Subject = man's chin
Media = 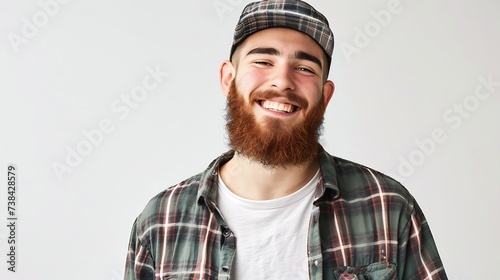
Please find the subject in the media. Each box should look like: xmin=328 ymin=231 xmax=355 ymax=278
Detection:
xmin=257 ymin=116 xmax=296 ymax=133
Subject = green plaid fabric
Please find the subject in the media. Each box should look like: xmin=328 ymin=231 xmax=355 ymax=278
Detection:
xmin=125 ymin=146 xmax=447 ymax=279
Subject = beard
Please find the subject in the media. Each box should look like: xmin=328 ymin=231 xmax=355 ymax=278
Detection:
xmin=225 ymin=80 xmax=327 ymax=168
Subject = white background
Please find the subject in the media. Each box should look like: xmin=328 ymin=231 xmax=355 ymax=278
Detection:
xmin=1 ymin=0 xmax=499 ymax=279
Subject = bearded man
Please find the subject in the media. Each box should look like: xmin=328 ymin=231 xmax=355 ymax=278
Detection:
xmin=124 ymin=1 xmax=448 ymax=279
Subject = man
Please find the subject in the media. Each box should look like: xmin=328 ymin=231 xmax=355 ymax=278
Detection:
xmin=125 ymin=1 xmax=447 ymax=279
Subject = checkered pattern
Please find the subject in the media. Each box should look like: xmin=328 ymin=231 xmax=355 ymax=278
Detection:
xmin=124 ymin=146 xmax=447 ymax=279
xmin=230 ymin=0 xmax=334 ymax=59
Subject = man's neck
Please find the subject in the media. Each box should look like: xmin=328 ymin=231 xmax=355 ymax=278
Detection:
xmin=219 ymin=153 xmax=320 ymax=200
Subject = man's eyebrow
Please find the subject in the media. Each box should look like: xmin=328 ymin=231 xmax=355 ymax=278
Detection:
xmin=246 ymin=47 xmax=280 ymax=56
xmin=295 ymin=51 xmax=322 ymax=70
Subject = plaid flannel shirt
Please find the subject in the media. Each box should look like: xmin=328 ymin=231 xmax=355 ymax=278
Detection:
xmin=125 ymin=146 xmax=447 ymax=279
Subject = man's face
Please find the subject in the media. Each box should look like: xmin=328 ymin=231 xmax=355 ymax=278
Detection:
xmin=231 ymin=28 xmax=330 ymax=127
xmin=224 ymin=28 xmax=334 ymax=167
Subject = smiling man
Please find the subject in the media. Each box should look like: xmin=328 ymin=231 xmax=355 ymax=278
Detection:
xmin=125 ymin=1 xmax=447 ymax=279
xmin=222 ymin=27 xmax=333 ymax=173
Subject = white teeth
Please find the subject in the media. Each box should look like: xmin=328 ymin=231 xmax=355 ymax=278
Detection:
xmin=261 ymin=100 xmax=294 ymax=113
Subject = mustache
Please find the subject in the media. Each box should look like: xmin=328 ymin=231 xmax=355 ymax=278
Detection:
xmin=249 ymin=90 xmax=309 ymax=110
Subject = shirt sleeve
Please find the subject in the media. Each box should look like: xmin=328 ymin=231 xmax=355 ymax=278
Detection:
xmin=125 ymin=218 xmax=156 ymax=280
xmin=397 ymin=201 xmax=447 ymax=280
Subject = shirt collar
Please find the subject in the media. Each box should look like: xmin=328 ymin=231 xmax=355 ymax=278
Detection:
xmin=197 ymin=145 xmax=340 ymax=207
xmin=315 ymin=145 xmax=340 ymax=201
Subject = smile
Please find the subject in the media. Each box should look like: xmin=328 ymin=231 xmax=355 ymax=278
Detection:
xmin=259 ymin=100 xmax=298 ymax=113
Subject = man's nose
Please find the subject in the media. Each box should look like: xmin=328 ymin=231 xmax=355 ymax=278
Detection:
xmin=270 ymin=65 xmax=296 ymax=92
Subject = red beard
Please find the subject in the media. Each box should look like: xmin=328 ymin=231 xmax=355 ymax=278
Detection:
xmin=225 ymin=81 xmax=326 ymax=168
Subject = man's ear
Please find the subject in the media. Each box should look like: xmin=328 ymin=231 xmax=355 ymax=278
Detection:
xmin=219 ymin=60 xmax=236 ymax=97
xmin=322 ymin=80 xmax=335 ymax=107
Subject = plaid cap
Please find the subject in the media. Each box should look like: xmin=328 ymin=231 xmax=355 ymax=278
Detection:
xmin=230 ymin=0 xmax=334 ymax=60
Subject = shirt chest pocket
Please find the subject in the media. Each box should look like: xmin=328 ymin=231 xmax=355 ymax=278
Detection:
xmin=333 ymin=262 xmax=396 ymax=280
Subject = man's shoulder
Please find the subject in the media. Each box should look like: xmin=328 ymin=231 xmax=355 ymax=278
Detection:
xmin=332 ymin=155 xmax=401 ymax=184
xmin=132 ymin=151 xmax=231 ymax=236
xmin=323 ymin=151 xmax=413 ymax=203
xmin=134 ymin=172 xmax=206 ymax=230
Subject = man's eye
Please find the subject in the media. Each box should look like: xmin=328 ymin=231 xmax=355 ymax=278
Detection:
xmin=297 ymin=67 xmax=314 ymax=74
xmin=254 ymin=61 xmax=271 ymax=66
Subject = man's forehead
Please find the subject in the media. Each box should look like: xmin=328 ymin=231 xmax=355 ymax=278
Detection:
xmin=239 ymin=28 xmax=325 ymax=57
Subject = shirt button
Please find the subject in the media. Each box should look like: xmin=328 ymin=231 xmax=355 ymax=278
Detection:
xmin=314 ymin=260 xmax=319 ymax=266
xmin=223 ymin=230 xmax=231 ymax=238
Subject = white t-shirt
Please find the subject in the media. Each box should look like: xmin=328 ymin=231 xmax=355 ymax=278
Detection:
xmin=217 ymin=170 xmax=319 ymax=279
